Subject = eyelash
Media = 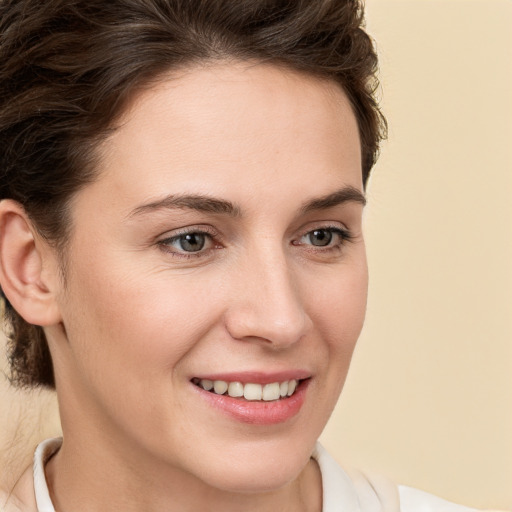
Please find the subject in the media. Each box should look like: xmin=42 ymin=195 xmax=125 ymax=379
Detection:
xmin=157 ymin=225 xmax=353 ymax=260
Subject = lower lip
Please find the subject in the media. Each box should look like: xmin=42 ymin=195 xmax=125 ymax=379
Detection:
xmin=192 ymin=380 xmax=310 ymax=425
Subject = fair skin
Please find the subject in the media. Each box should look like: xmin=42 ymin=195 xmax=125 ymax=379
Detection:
xmin=0 ymin=62 xmax=367 ymax=512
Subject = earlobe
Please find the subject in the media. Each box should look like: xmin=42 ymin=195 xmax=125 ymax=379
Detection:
xmin=0 ymin=199 xmax=62 ymax=326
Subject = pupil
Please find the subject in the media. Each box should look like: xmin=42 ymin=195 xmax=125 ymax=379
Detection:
xmin=180 ymin=233 xmax=205 ymax=252
xmin=311 ymin=229 xmax=332 ymax=246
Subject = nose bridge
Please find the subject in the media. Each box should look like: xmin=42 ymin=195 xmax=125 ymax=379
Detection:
xmin=225 ymin=240 xmax=309 ymax=347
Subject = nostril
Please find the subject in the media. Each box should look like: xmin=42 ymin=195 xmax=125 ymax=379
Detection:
xmin=224 ymin=307 xmax=309 ymax=349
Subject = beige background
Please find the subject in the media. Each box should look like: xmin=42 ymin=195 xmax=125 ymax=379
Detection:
xmin=1 ymin=0 xmax=511 ymax=509
xmin=321 ymin=0 xmax=512 ymax=509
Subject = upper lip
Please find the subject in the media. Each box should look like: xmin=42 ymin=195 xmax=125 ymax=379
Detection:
xmin=191 ymin=370 xmax=311 ymax=385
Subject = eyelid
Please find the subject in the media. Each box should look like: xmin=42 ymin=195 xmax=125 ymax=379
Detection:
xmin=158 ymin=224 xmax=219 ymax=241
xmin=296 ymin=223 xmax=352 ymax=240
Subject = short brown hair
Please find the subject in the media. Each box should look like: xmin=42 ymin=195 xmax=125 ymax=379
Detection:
xmin=0 ymin=0 xmax=386 ymax=389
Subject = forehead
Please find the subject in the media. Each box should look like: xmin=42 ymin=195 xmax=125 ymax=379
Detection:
xmin=89 ymin=61 xmax=362 ymax=214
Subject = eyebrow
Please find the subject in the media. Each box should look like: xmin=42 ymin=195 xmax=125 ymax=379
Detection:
xmin=128 ymin=185 xmax=365 ymax=220
xmin=128 ymin=194 xmax=241 ymax=218
xmin=300 ymin=186 xmax=366 ymax=213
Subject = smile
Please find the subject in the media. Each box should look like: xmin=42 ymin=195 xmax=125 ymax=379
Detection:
xmin=192 ymin=378 xmax=300 ymax=401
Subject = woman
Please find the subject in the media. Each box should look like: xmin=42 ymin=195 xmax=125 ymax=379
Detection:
xmin=0 ymin=1 xmax=486 ymax=510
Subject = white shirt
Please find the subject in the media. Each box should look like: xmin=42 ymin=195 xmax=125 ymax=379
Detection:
xmin=33 ymin=438 xmax=479 ymax=512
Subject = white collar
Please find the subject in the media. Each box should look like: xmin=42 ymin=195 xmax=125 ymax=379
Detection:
xmin=33 ymin=438 xmax=61 ymax=512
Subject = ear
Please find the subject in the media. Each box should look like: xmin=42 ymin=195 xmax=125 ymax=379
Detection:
xmin=0 ymin=199 xmax=62 ymax=326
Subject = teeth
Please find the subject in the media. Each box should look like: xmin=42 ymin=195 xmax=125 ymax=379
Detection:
xmin=227 ymin=381 xmax=244 ymax=398
xmin=213 ymin=380 xmax=228 ymax=395
xmin=196 ymin=378 xmax=301 ymax=401
xmin=244 ymin=383 xmax=262 ymax=400
xmin=287 ymin=379 xmax=297 ymax=396
xmin=263 ymin=382 xmax=280 ymax=401
xmin=201 ymin=379 xmax=213 ymax=391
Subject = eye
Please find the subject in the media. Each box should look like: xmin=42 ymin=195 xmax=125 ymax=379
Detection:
xmin=174 ymin=233 xmax=207 ymax=252
xmin=299 ymin=227 xmax=350 ymax=248
xmin=159 ymin=230 xmax=215 ymax=255
xmin=305 ymin=229 xmax=334 ymax=247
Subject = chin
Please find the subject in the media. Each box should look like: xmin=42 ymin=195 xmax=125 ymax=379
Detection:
xmin=203 ymin=456 xmax=309 ymax=494
xmin=181 ymin=434 xmax=318 ymax=494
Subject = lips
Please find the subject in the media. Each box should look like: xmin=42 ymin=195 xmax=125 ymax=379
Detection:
xmin=190 ymin=371 xmax=311 ymax=425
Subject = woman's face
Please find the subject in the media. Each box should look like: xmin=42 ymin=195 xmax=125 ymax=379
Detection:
xmin=48 ymin=62 xmax=367 ymax=492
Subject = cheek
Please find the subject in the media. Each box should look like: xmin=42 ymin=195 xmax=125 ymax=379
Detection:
xmin=61 ymin=257 xmax=225 ymax=388
xmin=306 ymin=259 xmax=368 ymax=354
xmin=57 ymin=263 xmax=228 ymax=445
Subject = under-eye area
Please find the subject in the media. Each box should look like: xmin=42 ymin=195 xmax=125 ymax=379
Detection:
xmin=191 ymin=378 xmax=306 ymax=401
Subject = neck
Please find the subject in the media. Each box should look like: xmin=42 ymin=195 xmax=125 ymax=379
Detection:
xmin=44 ymin=432 xmax=322 ymax=512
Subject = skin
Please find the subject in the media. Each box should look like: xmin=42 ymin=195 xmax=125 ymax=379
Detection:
xmin=1 ymin=61 xmax=367 ymax=512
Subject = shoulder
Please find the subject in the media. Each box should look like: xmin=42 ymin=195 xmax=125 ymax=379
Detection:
xmin=0 ymin=494 xmax=25 ymax=512
xmin=0 ymin=465 xmax=37 ymax=512
xmin=398 ymin=485 xmax=480 ymax=512
xmin=0 ymin=438 xmax=62 ymax=512
xmin=313 ymin=443 xmax=484 ymax=512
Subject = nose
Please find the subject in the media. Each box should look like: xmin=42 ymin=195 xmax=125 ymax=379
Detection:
xmin=223 ymin=249 xmax=312 ymax=348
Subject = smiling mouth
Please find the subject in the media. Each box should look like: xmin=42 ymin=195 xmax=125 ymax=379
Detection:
xmin=191 ymin=378 xmax=303 ymax=401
